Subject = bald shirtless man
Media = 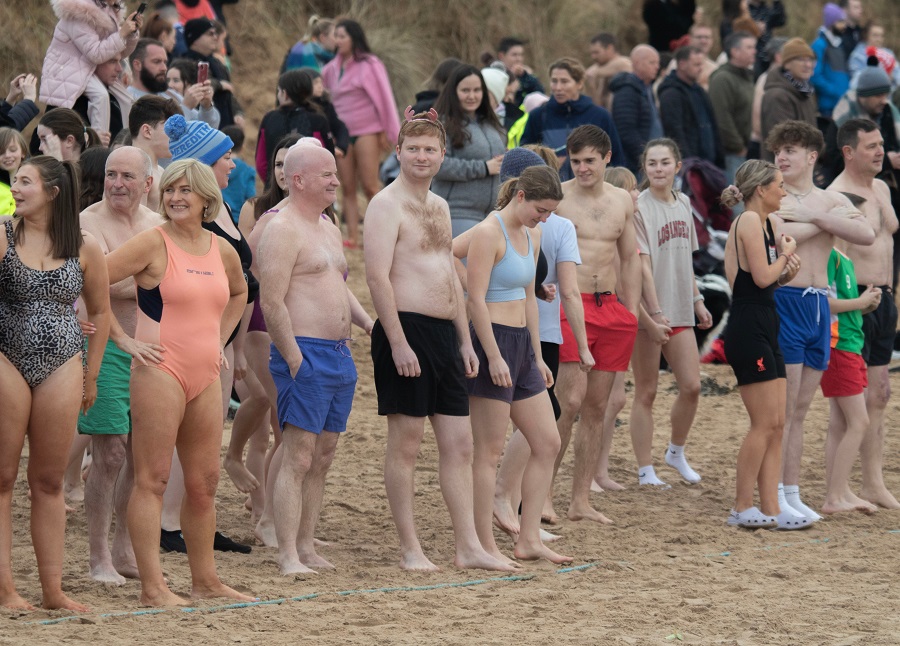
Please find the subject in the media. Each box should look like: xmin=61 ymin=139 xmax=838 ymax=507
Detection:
xmin=259 ymin=144 xmax=374 ymax=575
xmin=767 ymin=120 xmax=875 ymax=524
xmin=551 ymin=125 xmax=641 ymax=524
xmin=79 ymin=146 xmax=164 ymax=583
xmin=828 ymin=118 xmax=900 ymax=509
xmin=364 ymin=112 xmax=512 ymax=572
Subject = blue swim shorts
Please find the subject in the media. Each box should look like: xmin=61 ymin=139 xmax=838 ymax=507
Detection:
xmin=269 ymin=337 xmax=358 ymax=434
xmin=773 ymin=286 xmax=830 ymax=371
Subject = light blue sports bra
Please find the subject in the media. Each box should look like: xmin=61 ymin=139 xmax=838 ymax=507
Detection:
xmin=485 ymin=213 xmax=534 ymax=303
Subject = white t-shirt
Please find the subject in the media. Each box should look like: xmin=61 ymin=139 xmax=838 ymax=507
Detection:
xmin=537 ymin=214 xmax=582 ymax=343
xmin=634 ymin=190 xmax=698 ymax=327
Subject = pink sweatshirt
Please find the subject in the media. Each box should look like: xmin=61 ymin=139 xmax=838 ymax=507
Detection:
xmin=321 ymin=54 xmax=400 ymax=146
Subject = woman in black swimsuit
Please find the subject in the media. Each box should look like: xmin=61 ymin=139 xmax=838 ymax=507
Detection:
xmin=721 ymin=160 xmax=801 ymax=529
xmin=0 ymin=156 xmax=110 ymax=611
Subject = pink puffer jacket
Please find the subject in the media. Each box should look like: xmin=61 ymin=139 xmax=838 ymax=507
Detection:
xmin=39 ymin=0 xmax=138 ymax=108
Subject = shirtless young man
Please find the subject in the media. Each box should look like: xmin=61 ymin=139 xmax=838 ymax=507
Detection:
xmin=828 ymin=118 xmax=900 ymax=510
xmin=364 ymin=110 xmax=512 ymax=572
xmin=767 ymin=120 xmax=875 ymax=523
xmin=78 ymin=146 xmax=163 ymax=583
xmin=258 ymin=144 xmax=374 ymax=575
xmin=550 ymin=125 xmax=641 ymax=523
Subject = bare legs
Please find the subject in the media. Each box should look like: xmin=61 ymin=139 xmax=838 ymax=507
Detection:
xmin=0 ymin=354 xmax=88 ymax=611
xmin=630 ymin=330 xmax=701 ymax=483
xmin=859 ymin=365 xmax=900 ymax=508
xmin=734 ymin=379 xmax=785 ymax=517
xmin=335 ymin=134 xmax=383 ymax=246
xmin=823 ymin=395 xmax=877 ymax=514
xmin=594 ymin=372 xmax=627 ymax=491
xmin=781 ymin=364 xmax=824 ymax=486
xmin=384 ymin=414 xmax=511 ymax=571
xmin=273 ymin=426 xmax=339 ymax=575
xmin=128 ymin=370 xmax=253 ymax=606
xmin=471 ymin=393 xmax=572 ymax=565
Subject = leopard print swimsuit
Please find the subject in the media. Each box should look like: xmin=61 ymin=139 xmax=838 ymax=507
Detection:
xmin=0 ymin=220 xmax=84 ymax=387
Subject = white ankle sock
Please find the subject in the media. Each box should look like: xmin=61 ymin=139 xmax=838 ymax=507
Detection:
xmin=665 ymin=443 xmax=701 ymax=483
xmin=783 ymin=484 xmax=822 ymax=521
xmin=638 ymin=465 xmax=668 ymax=486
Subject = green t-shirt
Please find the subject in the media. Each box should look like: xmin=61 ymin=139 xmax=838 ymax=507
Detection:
xmin=827 ymin=248 xmax=864 ymax=354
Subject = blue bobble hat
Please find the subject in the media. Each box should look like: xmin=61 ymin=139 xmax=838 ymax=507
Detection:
xmin=165 ymin=114 xmax=234 ymax=166
xmin=500 ymin=147 xmax=546 ymax=183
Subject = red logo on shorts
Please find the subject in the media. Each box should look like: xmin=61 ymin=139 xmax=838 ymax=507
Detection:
xmin=757 ymin=357 xmax=766 ymax=372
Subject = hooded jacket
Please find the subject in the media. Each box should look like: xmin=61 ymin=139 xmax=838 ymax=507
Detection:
xmin=39 ymin=0 xmax=138 ymax=109
xmin=519 ymin=94 xmax=624 ymax=180
xmin=609 ymin=72 xmax=657 ymax=173
xmin=657 ymin=71 xmax=724 ymax=167
xmin=811 ymin=27 xmax=850 ymax=117
xmin=760 ymin=68 xmax=818 ymax=161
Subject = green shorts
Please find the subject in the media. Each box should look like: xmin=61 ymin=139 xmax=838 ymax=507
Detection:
xmin=78 ymin=339 xmax=132 ymax=435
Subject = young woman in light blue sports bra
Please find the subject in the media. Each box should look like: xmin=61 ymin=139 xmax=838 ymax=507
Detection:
xmin=463 ymin=165 xmax=574 ymax=566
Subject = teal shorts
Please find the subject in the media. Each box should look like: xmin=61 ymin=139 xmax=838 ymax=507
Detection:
xmin=78 ymin=338 xmax=132 ymax=435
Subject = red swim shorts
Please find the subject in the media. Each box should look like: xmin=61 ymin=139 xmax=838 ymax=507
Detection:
xmin=560 ymin=293 xmax=637 ymax=372
xmin=820 ymin=348 xmax=867 ymax=398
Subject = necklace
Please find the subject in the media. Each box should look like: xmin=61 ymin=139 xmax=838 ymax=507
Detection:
xmin=786 ymin=186 xmax=813 ymax=202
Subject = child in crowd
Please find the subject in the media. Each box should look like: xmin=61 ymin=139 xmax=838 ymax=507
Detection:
xmin=221 ymin=125 xmax=256 ymax=222
xmin=0 ymin=128 xmax=28 ymax=215
xmin=39 ymin=0 xmax=142 ymax=137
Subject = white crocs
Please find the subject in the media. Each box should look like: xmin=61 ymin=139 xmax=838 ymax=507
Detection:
xmin=726 ymin=507 xmax=778 ymax=528
xmin=773 ymin=509 xmax=815 ymax=530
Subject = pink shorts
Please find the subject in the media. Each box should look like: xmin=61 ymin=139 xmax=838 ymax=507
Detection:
xmin=820 ymin=348 xmax=867 ymax=398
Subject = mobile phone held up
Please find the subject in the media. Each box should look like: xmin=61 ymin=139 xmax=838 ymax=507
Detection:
xmin=137 ymin=2 xmax=147 ymax=14
xmin=197 ymin=61 xmax=209 ymax=85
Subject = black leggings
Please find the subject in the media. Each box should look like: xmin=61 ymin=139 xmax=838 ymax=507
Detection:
xmin=540 ymin=341 xmax=561 ymax=420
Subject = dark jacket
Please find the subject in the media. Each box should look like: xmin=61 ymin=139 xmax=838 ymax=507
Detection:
xmin=519 ymin=94 xmax=624 ymax=180
xmin=255 ymin=104 xmax=335 ymax=182
xmin=609 ymin=72 xmax=657 ymax=173
xmin=642 ymin=0 xmax=695 ymax=52
xmin=657 ymin=71 xmax=724 ymax=167
xmin=410 ymin=89 xmax=439 ymax=115
xmin=708 ymin=63 xmax=755 ymax=154
xmin=760 ymin=69 xmax=818 ymax=161
xmin=184 ymin=50 xmax=238 ymax=128
xmin=315 ymin=97 xmax=349 ymax=154
xmin=0 ymin=99 xmax=39 ymax=131
xmin=513 ymin=71 xmax=544 ymax=106
xmin=748 ymin=0 xmax=787 ymax=74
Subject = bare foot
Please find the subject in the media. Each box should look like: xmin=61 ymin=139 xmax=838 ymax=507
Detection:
xmin=590 ymin=480 xmax=604 ymax=494
xmin=112 ymin=543 xmax=139 ymax=579
xmin=454 ymin=549 xmax=516 ymax=572
xmin=313 ymin=537 xmax=330 ymax=548
xmin=492 ymin=510 xmax=520 ymax=537
xmin=64 ymin=483 xmax=84 ymax=503
xmin=244 ymin=497 xmax=253 ymax=512
xmin=823 ymin=494 xmax=878 ymax=515
xmin=89 ymin=563 xmax=126 ymax=586
xmin=254 ymin=519 xmax=277 ymax=547
xmin=485 ymin=548 xmax=521 ymax=570
xmin=860 ymin=487 xmax=900 ymax=510
xmin=595 ymin=475 xmax=626 ymax=491
xmin=567 ymin=502 xmax=614 ymax=524
xmin=191 ymin=582 xmax=256 ymax=603
xmin=278 ymin=556 xmax=317 ymax=576
xmin=399 ymin=550 xmax=440 ymax=572
xmin=65 ymin=501 xmax=78 ymax=513
xmin=541 ymin=498 xmax=560 ymax=525
xmin=42 ymin=592 xmax=90 ymax=612
xmin=141 ymin=586 xmax=190 ymax=607
xmin=224 ymin=456 xmax=260 ymax=493
xmin=297 ymin=549 xmax=335 ymax=570
xmin=1 ymin=592 xmax=35 ymax=611
xmin=513 ymin=542 xmax=574 ymax=565
xmin=539 ymin=528 xmax=561 ymax=543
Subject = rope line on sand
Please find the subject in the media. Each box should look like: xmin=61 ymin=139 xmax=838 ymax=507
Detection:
xmin=703 ymin=530 xmax=900 ymax=558
xmin=25 ymin=566 xmax=600 ymax=626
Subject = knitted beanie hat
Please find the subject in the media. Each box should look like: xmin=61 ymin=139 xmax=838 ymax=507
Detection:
xmin=165 ymin=115 xmax=234 ymax=165
xmin=184 ymin=18 xmax=217 ymax=49
xmin=481 ymin=68 xmax=509 ymax=107
xmin=781 ymin=38 xmax=816 ymax=65
xmin=500 ymin=147 xmax=546 ymax=183
xmin=823 ymin=3 xmax=846 ymax=29
xmin=856 ymin=56 xmax=891 ymax=97
xmin=522 ymin=91 xmax=550 ymax=113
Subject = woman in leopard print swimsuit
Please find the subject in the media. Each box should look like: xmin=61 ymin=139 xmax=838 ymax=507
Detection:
xmin=0 ymin=156 xmax=110 ymax=612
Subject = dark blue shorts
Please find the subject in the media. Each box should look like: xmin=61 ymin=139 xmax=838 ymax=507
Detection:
xmin=269 ymin=337 xmax=357 ymax=434
xmin=774 ymin=286 xmax=830 ymax=371
xmin=467 ymin=322 xmax=547 ymax=404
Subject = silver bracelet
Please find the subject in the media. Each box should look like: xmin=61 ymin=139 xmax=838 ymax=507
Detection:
xmin=692 ymin=294 xmax=704 ymax=304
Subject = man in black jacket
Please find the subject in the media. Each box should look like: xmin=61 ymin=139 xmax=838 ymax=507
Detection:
xmin=658 ymin=46 xmax=724 ymax=168
xmin=183 ymin=17 xmax=238 ymax=128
